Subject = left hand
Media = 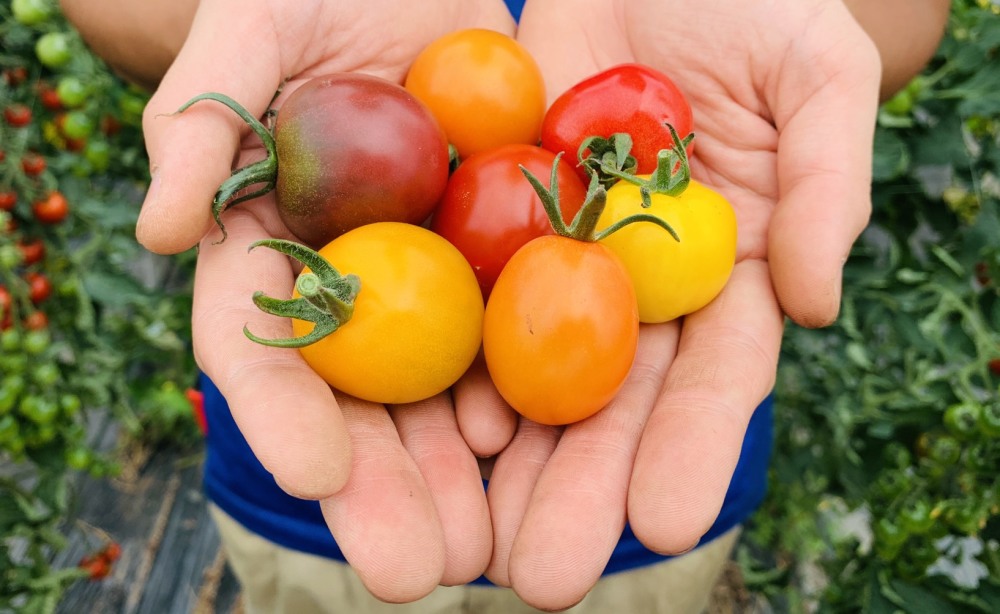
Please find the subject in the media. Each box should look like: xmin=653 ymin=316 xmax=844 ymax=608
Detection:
xmin=455 ymin=0 xmax=881 ymax=609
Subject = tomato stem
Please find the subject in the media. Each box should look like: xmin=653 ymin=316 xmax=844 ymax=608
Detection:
xmin=581 ymin=124 xmax=694 ymax=208
xmin=174 ymin=92 xmax=279 ymax=242
xmin=521 ymin=156 xmax=680 ymax=243
xmin=243 ymin=239 xmax=360 ymax=348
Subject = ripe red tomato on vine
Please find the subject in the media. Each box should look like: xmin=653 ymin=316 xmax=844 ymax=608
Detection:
xmin=32 ymin=191 xmax=69 ymax=224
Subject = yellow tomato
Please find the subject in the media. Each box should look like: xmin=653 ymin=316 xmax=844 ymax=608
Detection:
xmin=598 ymin=179 xmax=737 ymax=323
xmin=292 ymin=222 xmax=484 ymax=404
xmin=404 ymin=28 xmax=546 ymax=159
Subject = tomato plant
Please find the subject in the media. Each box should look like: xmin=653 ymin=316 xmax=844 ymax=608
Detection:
xmin=482 ymin=157 xmax=677 ymax=425
xmin=246 ymin=223 xmax=484 ymax=404
xmin=431 ymin=144 xmax=588 ymax=297
xmin=405 ymin=28 xmax=546 ymax=159
xmin=540 ymin=63 xmax=694 ymax=183
xmin=595 ymin=128 xmax=736 ymax=323
xmin=177 ymin=74 xmax=449 ymax=248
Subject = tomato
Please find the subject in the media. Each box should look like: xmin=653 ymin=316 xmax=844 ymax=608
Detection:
xmin=21 ymin=152 xmax=47 ymax=176
xmin=39 ymin=85 xmax=64 ymax=111
xmin=0 ymin=192 xmax=16 ymax=212
xmin=35 ymin=32 xmax=73 ymax=69
xmin=600 ymin=179 xmax=736 ymax=322
xmin=25 ymin=272 xmax=52 ymax=304
xmin=540 ymin=64 xmax=693 ymax=182
xmin=23 ymin=310 xmax=49 ymax=331
xmin=61 ymin=111 xmax=95 ymax=140
xmin=84 ymin=140 xmax=112 ymax=172
xmin=247 ymin=223 xmax=484 ymax=404
xmin=480 ymin=160 xmax=674 ymax=425
xmin=431 ymin=144 xmax=588 ymax=298
xmin=405 ymin=29 xmax=546 ymax=159
xmin=3 ymin=67 xmax=28 ymax=87
xmin=17 ymin=238 xmax=45 ymax=265
xmin=4 ymin=105 xmax=32 ymax=128
xmin=979 ymin=400 xmax=1000 ymax=437
xmin=32 ymin=191 xmax=69 ymax=224
xmin=180 ymin=75 xmax=449 ymax=247
xmin=56 ymin=77 xmax=89 ymax=108
xmin=12 ymin=0 xmax=53 ymax=25
xmin=0 ymin=287 xmax=11 ymax=323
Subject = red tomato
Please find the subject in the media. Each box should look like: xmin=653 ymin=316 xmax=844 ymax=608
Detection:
xmin=540 ymin=64 xmax=693 ymax=181
xmin=4 ymin=104 xmax=32 ymax=128
xmin=431 ymin=144 xmax=588 ymax=298
xmin=21 ymin=152 xmax=47 ymax=176
xmin=483 ymin=235 xmax=638 ymax=425
xmin=39 ymin=85 xmax=64 ymax=111
xmin=32 ymin=191 xmax=68 ymax=224
xmin=25 ymin=272 xmax=52 ymax=304
xmin=17 ymin=239 xmax=45 ymax=265
xmin=24 ymin=310 xmax=48 ymax=330
xmin=0 ymin=191 xmax=16 ymax=211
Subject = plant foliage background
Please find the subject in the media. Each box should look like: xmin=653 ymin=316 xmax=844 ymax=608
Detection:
xmin=1 ymin=0 xmax=999 ymax=612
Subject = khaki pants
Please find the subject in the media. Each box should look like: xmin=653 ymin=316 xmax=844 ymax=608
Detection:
xmin=210 ymin=505 xmax=739 ymax=614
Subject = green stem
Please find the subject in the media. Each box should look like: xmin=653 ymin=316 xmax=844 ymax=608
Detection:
xmin=172 ymin=92 xmax=279 ymax=242
xmin=243 ymin=239 xmax=361 ymax=348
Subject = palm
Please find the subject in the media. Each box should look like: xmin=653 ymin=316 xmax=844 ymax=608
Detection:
xmin=466 ymin=0 xmax=881 ymax=609
xmin=138 ymin=0 xmax=515 ymax=602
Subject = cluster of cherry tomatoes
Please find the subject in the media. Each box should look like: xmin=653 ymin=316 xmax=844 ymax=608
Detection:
xmin=188 ymin=29 xmax=739 ymax=425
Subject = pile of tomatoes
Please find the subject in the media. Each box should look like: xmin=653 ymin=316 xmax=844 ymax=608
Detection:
xmin=190 ymin=29 xmax=739 ymax=426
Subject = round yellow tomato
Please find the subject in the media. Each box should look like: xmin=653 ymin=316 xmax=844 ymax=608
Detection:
xmin=292 ymin=222 xmax=484 ymax=404
xmin=404 ymin=28 xmax=546 ymax=159
xmin=598 ymin=179 xmax=737 ymax=323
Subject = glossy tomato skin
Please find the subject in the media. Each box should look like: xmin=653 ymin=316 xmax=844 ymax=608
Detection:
xmin=483 ymin=236 xmax=638 ymax=425
xmin=431 ymin=144 xmax=588 ymax=298
xmin=599 ymin=179 xmax=737 ymax=323
xmin=293 ymin=222 xmax=484 ymax=404
xmin=405 ymin=29 xmax=546 ymax=159
xmin=275 ymin=74 xmax=449 ymax=248
xmin=541 ymin=64 xmax=693 ymax=181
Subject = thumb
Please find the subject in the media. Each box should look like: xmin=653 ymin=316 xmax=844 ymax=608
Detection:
xmin=137 ymin=0 xmax=284 ymax=254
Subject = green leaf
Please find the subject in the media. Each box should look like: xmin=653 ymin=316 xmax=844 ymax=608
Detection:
xmin=873 ymin=127 xmax=911 ymax=181
xmin=82 ymin=269 xmax=152 ymax=305
xmin=889 ymin=579 xmax=964 ymax=614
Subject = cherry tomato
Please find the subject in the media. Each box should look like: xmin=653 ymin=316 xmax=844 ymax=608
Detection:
xmin=0 ymin=287 xmax=11 ymax=323
xmin=56 ymin=77 xmax=89 ymax=108
xmin=431 ymin=144 xmax=588 ymax=298
xmin=32 ymin=191 xmax=69 ymax=224
xmin=22 ymin=152 xmax=47 ymax=176
xmin=180 ymin=74 xmax=449 ymax=248
xmin=24 ymin=310 xmax=49 ymax=331
xmin=599 ymin=178 xmax=736 ymax=323
xmin=35 ymin=32 xmax=73 ymax=69
xmin=248 ymin=223 xmax=484 ymax=404
xmin=61 ymin=111 xmax=95 ymax=140
xmin=4 ymin=105 xmax=32 ymax=128
xmin=0 ymin=192 xmax=16 ymax=212
xmin=405 ymin=29 xmax=546 ymax=159
xmin=39 ymin=85 xmax=64 ymax=111
xmin=3 ymin=67 xmax=28 ymax=87
xmin=25 ymin=272 xmax=52 ymax=304
xmin=17 ymin=239 xmax=45 ymax=265
xmin=484 ymin=235 xmax=638 ymax=425
xmin=12 ymin=0 xmax=53 ymax=25
xmin=541 ymin=64 xmax=694 ymax=182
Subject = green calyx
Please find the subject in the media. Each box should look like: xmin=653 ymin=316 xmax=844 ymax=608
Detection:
xmin=579 ymin=123 xmax=695 ymax=208
xmin=173 ymin=92 xmax=280 ymax=242
xmin=521 ymin=154 xmax=680 ymax=244
xmin=243 ymin=239 xmax=360 ymax=348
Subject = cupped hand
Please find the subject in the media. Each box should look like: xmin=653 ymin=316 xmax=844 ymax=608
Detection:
xmin=144 ymin=0 xmax=516 ymax=602
xmin=458 ymin=0 xmax=881 ymax=608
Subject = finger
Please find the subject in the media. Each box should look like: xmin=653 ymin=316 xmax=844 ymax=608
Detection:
xmin=483 ymin=420 xmax=561 ymax=587
xmin=454 ymin=353 xmax=518 ymax=457
xmin=192 ymin=208 xmax=352 ymax=499
xmin=389 ymin=394 xmax=492 ymax=586
xmin=768 ymin=27 xmax=881 ymax=327
xmin=628 ymin=260 xmax=784 ymax=554
xmin=508 ymin=322 xmax=680 ymax=611
xmin=321 ymin=395 xmax=445 ymax=603
xmin=138 ymin=0 xmax=286 ymax=254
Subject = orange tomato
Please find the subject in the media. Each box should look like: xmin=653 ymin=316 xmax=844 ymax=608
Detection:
xmin=404 ymin=28 xmax=546 ymax=159
xmin=483 ymin=235 xmax=639 ymax=425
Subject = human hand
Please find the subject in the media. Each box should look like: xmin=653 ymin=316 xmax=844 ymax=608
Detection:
xmin=129 ymin=0 xmax=515 ymax=602
xmin=458 ymin=0 xmax=881 ymax=608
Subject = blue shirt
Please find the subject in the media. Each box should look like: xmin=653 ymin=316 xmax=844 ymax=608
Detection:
xmin=201 ymin=0 xmax=773 ymax=583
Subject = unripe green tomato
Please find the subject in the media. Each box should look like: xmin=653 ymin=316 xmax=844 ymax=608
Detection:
xmin=35 ymin=32 xmax=73 ymax=69
xmin=12 ymin=0 xmax=53 ymax=26
xmin=944 ymin=401 xmax=982 ymax=439
xmin=60 ymin=393 xmax=82 ymax=417
xmin=56 ymin=77 xmax=89 ymax=108
xmin=978 ymin=400 xmax=1000 ymax=437
xmin=0 ymin=375 xmax=26 ymax=414
xmin=899 ymin=499 xmax=936 ymax=535
xmin=22 ymin=329 xmax=51 ymax=355
xmin=882 ymin=89 xmax=914 ymax=116
xmin=33 ymin=363 xmax=60 ymax=387
xmin=0 ymin=415 xmax=20 ymax=443
xmin=61 ymin=111 xmax=95 ymax=140
xmin=84 ymin=140 xmax=111 ymax=172
xmin=66 ymin=447 xmax=92 ymax=470
xmin=1 ymin=330 xmax=21 ymax=353
xmin=19 ymin=395 xmax=59 ymax=424
xmin=0 ymin=245 xmax=24 ymax=268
